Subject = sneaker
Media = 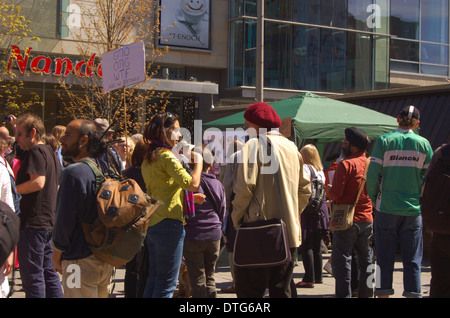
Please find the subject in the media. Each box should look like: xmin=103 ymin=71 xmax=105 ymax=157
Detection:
xmin=323 ymin=261 xmax=333 ymax=275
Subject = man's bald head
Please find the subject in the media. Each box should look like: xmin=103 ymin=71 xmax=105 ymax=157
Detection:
xmin=0 ymin=127 xmax=10 ymax=141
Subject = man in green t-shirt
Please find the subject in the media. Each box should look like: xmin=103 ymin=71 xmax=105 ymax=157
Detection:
xmin=366 ymin=105 xmax=433 ymax=298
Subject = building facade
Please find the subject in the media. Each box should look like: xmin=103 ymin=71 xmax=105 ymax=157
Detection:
xmin=1 ymin=0 xmax=449 ymax=144
xmin=225 ymin=0 xmax=450 ymax=100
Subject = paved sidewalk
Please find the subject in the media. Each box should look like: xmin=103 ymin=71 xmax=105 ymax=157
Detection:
xmin=6 ymin=248 xmax=432 ymax=299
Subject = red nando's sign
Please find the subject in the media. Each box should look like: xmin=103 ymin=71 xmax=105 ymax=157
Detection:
xmin=7 ymin=45 xmax=103 ymax=77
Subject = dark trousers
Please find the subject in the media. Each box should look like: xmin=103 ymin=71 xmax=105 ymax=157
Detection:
xmin=301 ymin=229 xmax=323 ymax=283
xmin=17 ymin=228 xmax=63 ymax=298
xmin=430 ymin=233 xmax=450 ymax=298
xmin=124 ymin=243 xmax=148 ymax=298
xmin=183 ymin=239 xmax=221 ymax=298
xmin=234 ymin=248 xmax=296 ymax=298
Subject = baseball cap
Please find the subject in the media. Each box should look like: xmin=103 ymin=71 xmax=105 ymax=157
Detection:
xmin=399 ymin=105 xmax=420 ymax=120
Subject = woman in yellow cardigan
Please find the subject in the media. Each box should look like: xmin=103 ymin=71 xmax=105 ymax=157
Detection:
xmin=141 ymin=112 xmax=202 ymax=298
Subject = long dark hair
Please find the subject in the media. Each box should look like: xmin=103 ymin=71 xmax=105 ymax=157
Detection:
xmin=143 ymin=112 xmax=179 ymax=163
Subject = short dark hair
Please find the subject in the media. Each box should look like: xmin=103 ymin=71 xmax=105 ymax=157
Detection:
xmin=16 ymin=113 xmax=45 ymax=141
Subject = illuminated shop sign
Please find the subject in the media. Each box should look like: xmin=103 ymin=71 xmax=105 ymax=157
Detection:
xmin=7 ymin=45 xmax=103 ymax=77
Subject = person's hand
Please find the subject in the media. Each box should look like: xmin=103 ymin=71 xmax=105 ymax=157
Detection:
xmin=52 ymin=249 xmax=63 ymax=275
xmin=191 ymin=150 xmax=203 ymax=164
xmin=193 ymin=193 xmax=206 ymax=204
xmin=7 ymin=115 xmax=17 ymax=134
xmin=1 ymin=252 xmax=14 ymax=277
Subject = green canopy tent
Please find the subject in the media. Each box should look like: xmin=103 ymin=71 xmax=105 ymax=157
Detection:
xmin=203 ymin=93 xmax=398 ymax=152
xmin=203 ymin=92 xmax=399 ymax=155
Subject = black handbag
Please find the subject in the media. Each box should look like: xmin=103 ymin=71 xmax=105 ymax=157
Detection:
xmin=233 ymin=218 xmax=291 ymax=268
xmin=233 ymin=137 xmax=292 ymax=268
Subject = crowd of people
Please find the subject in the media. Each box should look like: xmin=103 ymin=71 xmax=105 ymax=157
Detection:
xmin=0 ymin=101 xmax=448 ymax=298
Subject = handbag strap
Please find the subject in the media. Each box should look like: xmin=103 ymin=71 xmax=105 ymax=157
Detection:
xmin=265 ymin=135 xmax=284 ymax=220
xmin=353 ymin=157 xmax=371 ymax=206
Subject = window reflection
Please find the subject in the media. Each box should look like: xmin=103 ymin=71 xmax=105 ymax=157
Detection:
xmin=390 ymin=0 xmax=420 ymax=40
xmin=229 ymin=0 xmax=449 ymax=92
xmin=421 ymin=43 xmax=448 ymax=65
xmin=292 ymin=26 xmax=319 ymax=91
xmin=390 ymin=39 xmax=419 ymax=62
xmin=264 ymin=22 xmax=290 ymax=89
xmin=421 ymin=65 xmax=449 ymax=76
xmin=347 ymin=0 xmax=373 ymax=31
xmin=292 ymin=0 xmax=319 ymax=25
xmin=320 ymin=29 xmax=346 ymax=92
xmin=230 ymin=20 xmax=244 ymax=87
xmin=320 ymin=0 xmax=347 ymax=28
xmin=421 ymin=0 xmax=448 ymax=44
xmin=265 ymin=0 xmax=290 ymax=20
xmin=389 ymin=0 xmax=450 ymax=77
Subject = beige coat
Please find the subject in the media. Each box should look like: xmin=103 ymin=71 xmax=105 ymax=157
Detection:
xmin=231 ymin=131 xmax=311 ymax=248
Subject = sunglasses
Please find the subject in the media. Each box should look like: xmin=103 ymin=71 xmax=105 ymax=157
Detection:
xmin=164 ymin=112 xmax=175 ymax=121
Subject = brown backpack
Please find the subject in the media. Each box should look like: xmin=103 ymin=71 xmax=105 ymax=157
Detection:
xmin=80 ymin=159 xmax=161 ymax=267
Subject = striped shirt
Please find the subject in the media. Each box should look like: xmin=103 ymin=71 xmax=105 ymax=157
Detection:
xmin=366 ymin=129 xmax=434 ymax=216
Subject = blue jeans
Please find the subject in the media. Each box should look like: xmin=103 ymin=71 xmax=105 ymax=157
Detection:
xmin=143 ymin=218 xmax=185 ymax=298
xmin=374 ymin=211 xmax=423 ymax=298
xmin=331 ymin=222 xmax=374 ymax=298
xmin=17 ymin=228 xmax=63 ymax=298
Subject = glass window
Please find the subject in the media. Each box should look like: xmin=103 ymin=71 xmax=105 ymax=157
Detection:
xmin=292 ymin=0 xmax=319 ymax=25
xmin=421 ymin=65 xmax=449 ymax=76
xmin=390 ymin=60 xmax=419 ymax=73
xmin=229 ymin=0 xmax=257 ymax=17
xmin=320 ymin=0 xmax=347 ymax=28
xmin=347 ymin=0 xmax=374 ymax=31
xmin=390 ymin=39 xmax=419 ymax=61
xmin=230 ymin=0 xmax=244 ymax=18
xmin=264 ymin=21 xmax=291 ymax=89
xmin=319 ymin=29 xmax=346 ymax=92
xmin=244 ymin=20 xmax=257 ymax=86
xmin=292 ymin=25 xmax=319 ymax=91
xmin=229 ymin=20 xmax=244 ymax=87
xmin=390 ymin=0 xmax=419 ymax=40
xmin=265 ymin=0 xmax=291 ymax=20
xmin=245 ymin=0 xmax=257 ymax=17
xmin=346 ymin=33 xmax=373 ymax=92
xmin=373 ymin=34 xmax=390 ymax=90
xmin=421 ymin=43 xmax=449 ymax=65
xmin=421 ymin=0 xmax=449 ymax=44
xmin=229 ymin=18 xmax=258 ymax=87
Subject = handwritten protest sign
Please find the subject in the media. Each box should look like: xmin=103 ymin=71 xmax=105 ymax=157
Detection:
xmin=101 ymin=41 xmax=146 ymax=93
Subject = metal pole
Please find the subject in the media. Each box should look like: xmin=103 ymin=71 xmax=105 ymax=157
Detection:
xmin=42 ymin=81 xmax=45 ymax=122
xmin=256 ymin=0 xmax=264 ymax=102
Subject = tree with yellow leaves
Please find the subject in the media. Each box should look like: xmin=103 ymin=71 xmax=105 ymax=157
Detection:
xmin=0 ymin=2 xmax=41 ymax=117
xmin=58 ymin=0 xmax=171 ymax=135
